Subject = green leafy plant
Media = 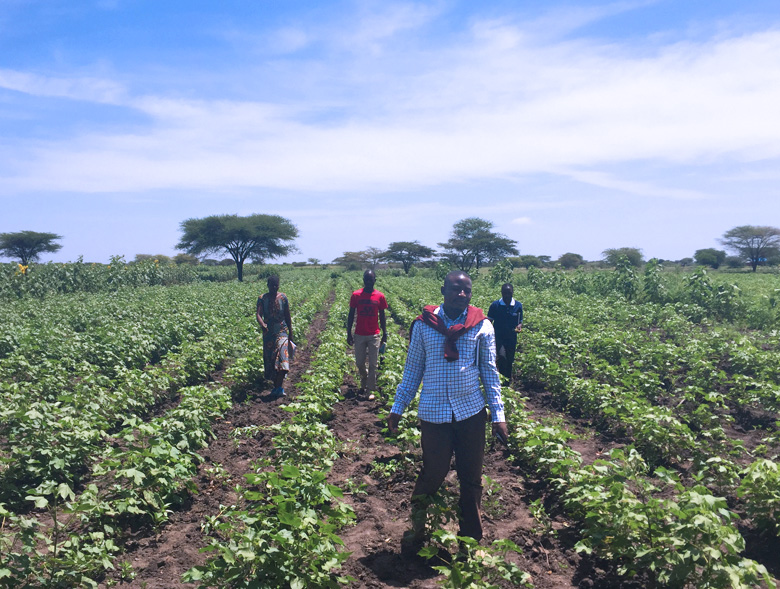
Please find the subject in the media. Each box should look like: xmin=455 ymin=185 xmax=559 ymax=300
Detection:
xmin=420 ymin=531 xmax=531 ymax=589
xmin=184 ymin=465 xmax=354 ymax=589
xmin=529 ymin=498 xmax=556 ymax=538
xmin=737 ymin=459 xmax=780 ymax=536
xmin=481 ymin=475 xmax=504 ymax=519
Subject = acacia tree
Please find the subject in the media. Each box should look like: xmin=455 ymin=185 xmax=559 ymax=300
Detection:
xmin=537 ymin=255 xmax=552 ymax=266
xmin=332 ymin=251 xmax=367 ymax=271
xmin=719 ymin=225 xmax=780 ymax=272
xmin=694 ymin=248 xmax=727 ymax=269
xmin=174 ymin=253 xmax=200 ymax=265
xmin=177 ymin=214 xmax=298 ymax=281
xmin=0 ymin=230 xmax=63 ymax=265
xmin=364 ymin=247 xmax=385 ymax=269
xmin=383 ymin=241 xmax=436 ymax=273
xmin=602 ymin=247 xmax=644 ymax=267
xmin=438 ymin=218 xmax=518 ymax=273
xmin=513 ymin=255 xmax=546 ymax=268
xmin=557 ymin=252 xmax=584 ymax=269
xmin=134 ymin=254 xmax=173 ymax=264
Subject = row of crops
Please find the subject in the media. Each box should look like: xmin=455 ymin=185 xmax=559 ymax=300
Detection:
xmin=0 ymin=258 xmax=281 ymax=300
xmin=1 ymin=265 xmax=778 ymax=587
xmin=180 ymin=275 xmax=529 ymax=588
xmin=0 ymin=271 xmax=331 ymax=586
xmin=509 ymin=285 xmax=778 ymax=585
xmin=379 ymin=273 xmax=780 ymax=587
xmin=183 ymin=279 xmax=357 ymax=587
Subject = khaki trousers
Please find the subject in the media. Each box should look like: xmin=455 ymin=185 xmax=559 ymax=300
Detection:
xmin=353 ymin=333 xmax=381 ymax=392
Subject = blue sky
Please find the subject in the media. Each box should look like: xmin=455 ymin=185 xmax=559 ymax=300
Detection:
xmin=2 ymin=0 xmax=779 ymax=264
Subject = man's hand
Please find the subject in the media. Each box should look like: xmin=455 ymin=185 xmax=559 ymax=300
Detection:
xmin=387 ymin=412 xmax=401 ymax=435
xmin=492 ymin=421 xmax=509 ymax=445
xmin=347 ymin=333 xmax=354 ymax=346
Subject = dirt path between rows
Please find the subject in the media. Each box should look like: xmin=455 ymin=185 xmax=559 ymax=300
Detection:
xmin=327 ymin=352 xmax=583 ymax=588
xmin=100 ymin=290 xmax=778 ymax=589
xmin=103 ymin=293 xmax=333 ymax=588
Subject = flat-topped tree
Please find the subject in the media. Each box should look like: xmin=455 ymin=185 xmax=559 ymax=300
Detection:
xmin=557 ymin=252 xmax=584 ymax=269
xmin=0 ymin=230 xmax=63 ymax=265
xmin=603 ymin=247 xmax=644 ymax=267
xmin=364 ymin=247 xmax=385 ymax=269
xmin=177 ymin=214 xmax=298 ymax=281
xmin=694 ymin=248 xmax=727 ymax=269
xmin=719 ymin=225 xmax=780 ymax=272
xmin=332 ymin=251 xmax=368 ymax=271
xmin=438 ymin=218 xmax=518 ymax=273
xmin=383 ymin=241 xmax=435 ymax=274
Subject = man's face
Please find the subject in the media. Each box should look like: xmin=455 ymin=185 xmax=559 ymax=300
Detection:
xmin=501 ymin=285 xmax=513 ymax=302
xmin=363 ymin=271 xmax=375 ymax=289
xmin=442 ymin=274 xmax=472 ymax=315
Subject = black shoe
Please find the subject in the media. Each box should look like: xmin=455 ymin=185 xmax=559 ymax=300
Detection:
xmin=428 ymin=546 xmax=452 ymax=565
xmin=400 ymin=530 xmax=427 ymax=558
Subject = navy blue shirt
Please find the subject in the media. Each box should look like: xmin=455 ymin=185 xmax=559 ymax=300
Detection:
xmin=487 ymin=298 xmax=523 ymax=341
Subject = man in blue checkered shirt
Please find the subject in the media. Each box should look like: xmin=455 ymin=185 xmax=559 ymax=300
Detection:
xmin=388 ymin=271 xmax=508 ymax=554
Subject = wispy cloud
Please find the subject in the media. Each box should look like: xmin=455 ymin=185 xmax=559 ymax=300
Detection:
xmin=344 ymin=1 xmax=442 ymax=52
xmin=0 ymin=68 xmax=125 ymax=103
xmin=276 ymin=198 xmax=533 ymax=223
xmin=1 ymin=6 xmax=780 ymax=197
xmin=518 ymin=0 xmax=662 ymax=41
xmin=218 ymin=1 xmax=440 ymax=57
xmin=565 ymin=170 xmax=708 ymax=200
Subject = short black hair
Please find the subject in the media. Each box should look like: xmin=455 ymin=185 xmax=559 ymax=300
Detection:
xmin=443 ymin=270 xmax=471 ymax=288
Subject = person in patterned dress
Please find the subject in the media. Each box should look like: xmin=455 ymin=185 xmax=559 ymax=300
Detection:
xmin=256 ymin=274 xmax=294 ymax=398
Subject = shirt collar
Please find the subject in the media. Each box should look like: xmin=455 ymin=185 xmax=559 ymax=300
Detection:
xmin=498 ymin=297 xmax=516 ymax=306
xmin=438 ymin=305 xmax=468 ymax=327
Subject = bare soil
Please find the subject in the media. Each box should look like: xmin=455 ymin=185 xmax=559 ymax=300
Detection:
xmin=101 ymin=293 xmax=779 ymax=589
xmin=327 ymin=377 xmax=582 ymax=589
xmin=102 ymin=299 xmax=331 ymax=588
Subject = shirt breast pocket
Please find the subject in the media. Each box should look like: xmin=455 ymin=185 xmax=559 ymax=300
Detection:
xmin=459 ymin=331 xmax=479 ymax=366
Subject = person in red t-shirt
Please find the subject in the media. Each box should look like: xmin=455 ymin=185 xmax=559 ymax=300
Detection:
xmin=347 ymin=269 xmax=388 ymax=399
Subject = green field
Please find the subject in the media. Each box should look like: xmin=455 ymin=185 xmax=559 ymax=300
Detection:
xmin=1 ymin=264 xmax=779 ymax=588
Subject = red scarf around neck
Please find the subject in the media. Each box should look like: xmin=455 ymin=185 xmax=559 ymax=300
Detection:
xmin=410 ymin=304 xmax=486 ymax=362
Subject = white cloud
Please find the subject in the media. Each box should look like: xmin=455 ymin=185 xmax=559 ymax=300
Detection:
xmin=2 ymin=11 xmax=780 ymax=196
xmin=515 ymin=0 xmax=661 ymax=42
xmin=344 ymin=1 xmax=442 ymax=52
xmin=222 ymin=1 xmax=440 ymax=57
xmin=270 ymin=27 xmax=311 ymax=54
xmin=0 ymin=68 xmax=125 ymax=103
xmin=565 ymin=170 xmax=708 ymax=200
xmin=511 ymin=217 xmax=532 ymax=225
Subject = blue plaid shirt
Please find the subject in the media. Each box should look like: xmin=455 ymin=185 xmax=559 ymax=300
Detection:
xmin=391 ymin=305 xmax=505 ymax=424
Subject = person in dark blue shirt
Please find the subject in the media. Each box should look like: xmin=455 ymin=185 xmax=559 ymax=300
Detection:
xmin=487 ymin=283 xmax=523 ymax=379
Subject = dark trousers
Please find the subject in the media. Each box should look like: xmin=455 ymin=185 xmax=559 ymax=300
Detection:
xmin=496 ymin=336 xmax=517 ymax=379
xmin=412 ymin=408 xmax=487 ymax=540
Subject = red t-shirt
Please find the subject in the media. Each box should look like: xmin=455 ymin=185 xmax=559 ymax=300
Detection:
xmin=350 ymin=288 xmax=388 ymax=336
